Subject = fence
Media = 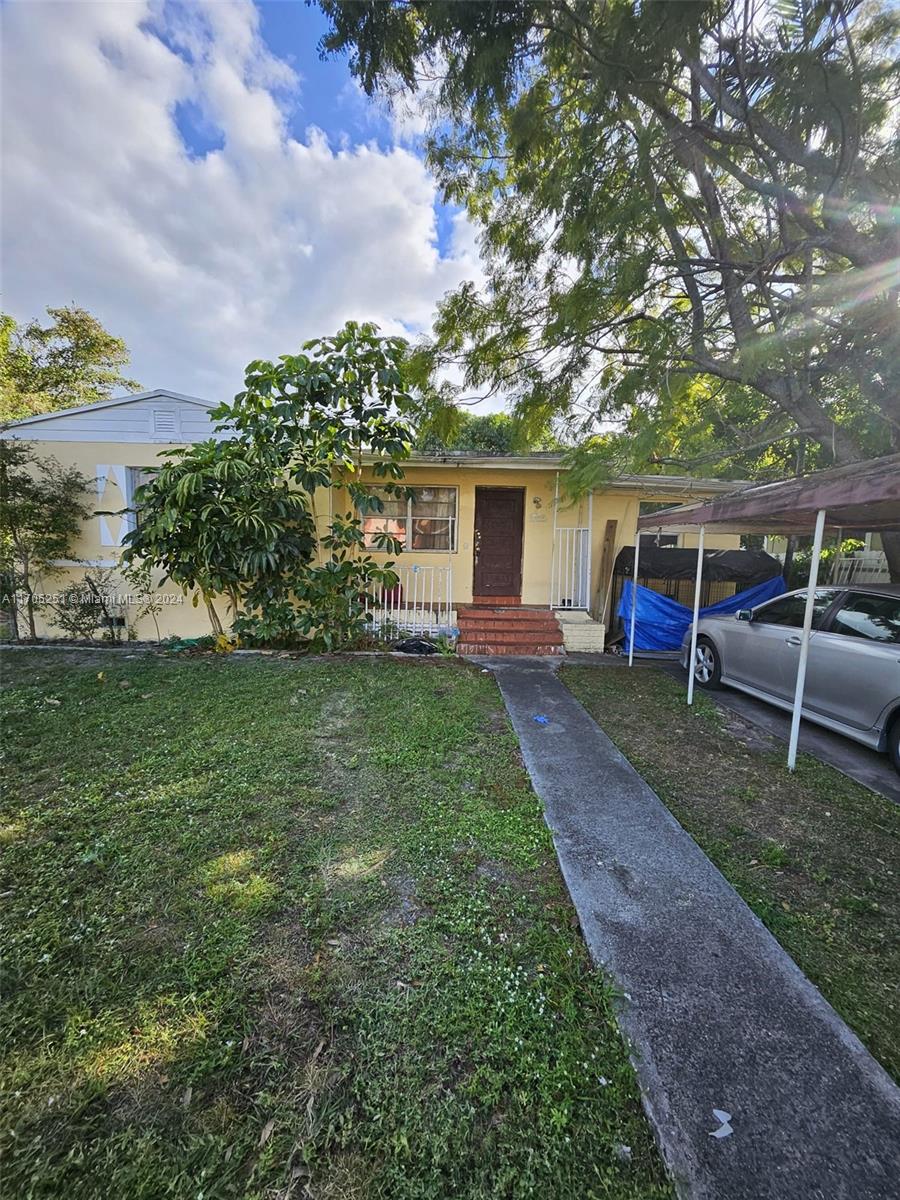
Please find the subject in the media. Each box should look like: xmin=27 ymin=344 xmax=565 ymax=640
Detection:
xmin=830 ymin=552 xmax=890 ymax=585
xmin=551 ymin=527 xmax=591 ymax=609
xmin=364 ymin=565 xmax=454 ymax=637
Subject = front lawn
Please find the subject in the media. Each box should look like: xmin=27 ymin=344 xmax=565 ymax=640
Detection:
xmin=1 ymin=651 xmax=671 ymax=1200
xmin=562 ymin=664 xmax=900 ymax=1082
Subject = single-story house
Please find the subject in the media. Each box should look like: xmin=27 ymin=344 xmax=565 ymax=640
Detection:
xmin=3 ymin=389 xmax=741 ymax=651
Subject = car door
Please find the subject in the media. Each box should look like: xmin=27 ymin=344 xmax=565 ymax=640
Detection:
xmin=722 ymin=590 xmax=835 ymax=698
xmin=795 ymin=591 xmax=900 ymax=731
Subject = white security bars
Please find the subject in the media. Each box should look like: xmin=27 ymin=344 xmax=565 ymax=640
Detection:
xmin=551 ymin=527 xmax=592 ymax=609
xmin=364 ymin=564 xmax=454 ymax=638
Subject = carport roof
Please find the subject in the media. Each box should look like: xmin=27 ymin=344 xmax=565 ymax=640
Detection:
xmin=636 ymin=453 xmax=900 ymax=534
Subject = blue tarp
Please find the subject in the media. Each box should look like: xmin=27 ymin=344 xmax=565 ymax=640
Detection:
xmin=617 ymin=576 xmax=787 ymax=652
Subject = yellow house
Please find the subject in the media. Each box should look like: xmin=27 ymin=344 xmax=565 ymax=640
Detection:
xmin=3 ymin=389 xmax=740 ymax=652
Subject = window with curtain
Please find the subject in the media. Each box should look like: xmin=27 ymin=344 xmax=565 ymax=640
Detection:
xmin=361 ymin=487 xmax=457 ymax=551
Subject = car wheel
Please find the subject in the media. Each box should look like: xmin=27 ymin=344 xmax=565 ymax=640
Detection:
xmin=888 ymin=715 xmax=900 ymax=776
xmin=693 ymin=637 xmax=722 ymax=689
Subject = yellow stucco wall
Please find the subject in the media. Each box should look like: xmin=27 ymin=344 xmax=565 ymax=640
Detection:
xmin=11 ymin=440 xmax=739 ymax=641
xmin=12 ymin=440 xmax=217 ymax=641
xmin=344 ymin=464 xmax=739 ymax=610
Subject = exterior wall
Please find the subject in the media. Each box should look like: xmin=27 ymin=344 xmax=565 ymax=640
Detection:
xmin=351 ymin=464 xmax=739 ymax=611
xmin=8 ymin=434 xmax=739 ymax=642
xmin=8 ymin=438 xmax=217 ymax=641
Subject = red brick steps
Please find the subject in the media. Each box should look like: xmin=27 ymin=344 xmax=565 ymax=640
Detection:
xmin=457 ymin=605 xmax=565 ymax=656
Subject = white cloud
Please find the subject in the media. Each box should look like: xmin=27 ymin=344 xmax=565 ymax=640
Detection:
xmin=0 ymin=0 xmax=481 ymax=400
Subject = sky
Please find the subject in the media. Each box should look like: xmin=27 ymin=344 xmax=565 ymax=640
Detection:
xmin=1 ymin=0 xmax=487 ymax=404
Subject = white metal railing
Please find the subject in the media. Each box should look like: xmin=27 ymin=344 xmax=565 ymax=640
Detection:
xmin=551 ymin=527 xmax=591 ymax=609
xmin=364 ymin=564 xmax=454 ymax=637
xmin=831 ymin=552 xmax=890 ymax=585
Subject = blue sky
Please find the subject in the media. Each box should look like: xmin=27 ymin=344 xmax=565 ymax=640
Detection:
xmin=1 ymin=0 xmax=480 ymax=399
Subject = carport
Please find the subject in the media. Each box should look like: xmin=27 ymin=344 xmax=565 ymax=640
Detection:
xmin=633 ymin=453 xmax=900 ymax=769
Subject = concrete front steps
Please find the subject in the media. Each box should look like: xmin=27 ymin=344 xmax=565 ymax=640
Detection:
xmin=457 ymin=606 xmax=565 ymax=656
xmin=554 ymin=610 xmax=607 ymax=653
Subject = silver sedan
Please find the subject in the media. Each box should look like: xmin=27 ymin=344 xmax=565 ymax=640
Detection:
xmin=681 ymin=584 xmax=900 ymax=773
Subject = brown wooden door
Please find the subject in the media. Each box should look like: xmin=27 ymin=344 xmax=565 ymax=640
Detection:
xmin=473 ymin=487 xmax=525 ymax=598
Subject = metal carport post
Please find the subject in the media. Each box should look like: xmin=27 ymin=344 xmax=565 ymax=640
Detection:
xmin=786 ymin=508 xmax=826 ymax=770
xmin=686 ymin=525 xmax=706 ymax=707
xmin=627 ymin=529 xmax=641 ymax=667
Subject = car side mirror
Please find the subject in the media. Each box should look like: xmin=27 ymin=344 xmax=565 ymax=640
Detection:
xmin=736 ymin=609 xmax=753 ymax=623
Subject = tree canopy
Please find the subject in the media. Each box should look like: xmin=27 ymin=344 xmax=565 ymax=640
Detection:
xmin=0 ymin=305 xmax=140 ymax=423
xmin=416 ymin=409 xmax=559 ymax=454
xmin=319 ymin=0 xmax=900 ymax=571
xmin=124 ymin=322 xmax=414 ymax=648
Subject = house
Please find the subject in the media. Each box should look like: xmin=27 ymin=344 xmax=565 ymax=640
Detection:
xmin=3 ymin=389 xmax=741 ymax=651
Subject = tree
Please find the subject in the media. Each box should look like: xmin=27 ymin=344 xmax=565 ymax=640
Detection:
xmin=120 ymin=438 xmax=318 ymax=636
xmin=0 ymin=440 xmax=92 ymax=639
xmin=319 ymin=0 xmax=900 ymax=574
xmin=416 ymin=410 xmax=559 ymax=454
xmin=0 ymin=305 xmax=140 ymax=422
xmin=124 ymin=322 xmax=414 ymax=648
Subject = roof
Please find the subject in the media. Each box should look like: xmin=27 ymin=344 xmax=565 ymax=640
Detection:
xmin=0 ymin=393 xmax=749 ymax=499
xmin=2 ymin=389 xmax=217 ymax=428
xmin=376 ymin=452 xmax=743 ymax=496
xmin=636 ymin=453 xmax=900 ymax=534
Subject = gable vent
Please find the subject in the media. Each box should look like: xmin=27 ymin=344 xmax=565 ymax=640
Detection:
xmin=151 ymin=408 xmax=178 ymax=438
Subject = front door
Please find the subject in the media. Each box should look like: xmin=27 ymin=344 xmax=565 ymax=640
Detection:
xmin=473 ymin=487 xmax=525 ymax=599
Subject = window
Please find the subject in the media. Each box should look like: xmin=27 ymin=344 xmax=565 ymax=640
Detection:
xmin=831 ymin=592 xmax=900 ymax=645
xmin=638 ymin=503 xmax=679 ymax=547
xmin=127 ymin=467 xmax=157 ymax=528
xmin=754 ymin=589 xmax=836 ymax=628
xmin=361 ymin=487 xmax=457 ymax=551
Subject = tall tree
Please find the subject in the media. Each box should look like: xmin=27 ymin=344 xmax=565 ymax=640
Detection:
xmin=320 ymin=0 xmax=900 ymax=573
xmin=0 ymin=305 xmax=140 ymax=422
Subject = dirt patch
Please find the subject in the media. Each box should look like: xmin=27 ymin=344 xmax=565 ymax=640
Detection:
xmin=381 ymin=873 xmax=430 ymax=927
xmin=716 ymin=706 xmax=780 ymax=754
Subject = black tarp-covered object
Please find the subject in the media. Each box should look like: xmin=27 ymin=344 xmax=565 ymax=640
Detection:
xmin=614 ymin=546 xmax=782 ymax=584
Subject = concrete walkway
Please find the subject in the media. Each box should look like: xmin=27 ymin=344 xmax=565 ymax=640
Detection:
xmin=483 ymin=656 xmax=900 ymax=1200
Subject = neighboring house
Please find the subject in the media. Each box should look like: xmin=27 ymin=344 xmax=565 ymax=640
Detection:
xmin=3 ymin=389 xmax=741 ymax=651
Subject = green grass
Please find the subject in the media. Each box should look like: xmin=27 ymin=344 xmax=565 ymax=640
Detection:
xmin=1 ymin=650 xmax=672 ymax=1200
xmin=561 ymin=664 xmax=900 ymax=1082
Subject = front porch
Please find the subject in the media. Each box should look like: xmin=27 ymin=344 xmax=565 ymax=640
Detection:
xmin=363 ymin=564 xmax=606 ymax=655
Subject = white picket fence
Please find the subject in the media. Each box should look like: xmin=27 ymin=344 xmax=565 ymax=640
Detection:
xmin=830 ymin=552 xmax=890 ymax=585
xmin=551 ymin=527 xmax=591 ymax=609
xmin=364 ymin=565 xmax=454 ymax=637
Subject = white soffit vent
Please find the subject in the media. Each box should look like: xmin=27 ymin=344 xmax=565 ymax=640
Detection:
xmin=151 ymin=408 xmax=179 ymax=439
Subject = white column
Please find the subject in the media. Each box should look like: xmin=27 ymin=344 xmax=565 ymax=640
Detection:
xmin=550 ymin=471 xmax=560 ymax=607
xmin=787 ymin=509 xmax=827 ymax=771
xmin=628 ymin=530 xmax=642 ymax=666
xmin=585 ymin=489 xmax=594 ymax=610
xmin=686 ymin=525 xmax=706 ymax=706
